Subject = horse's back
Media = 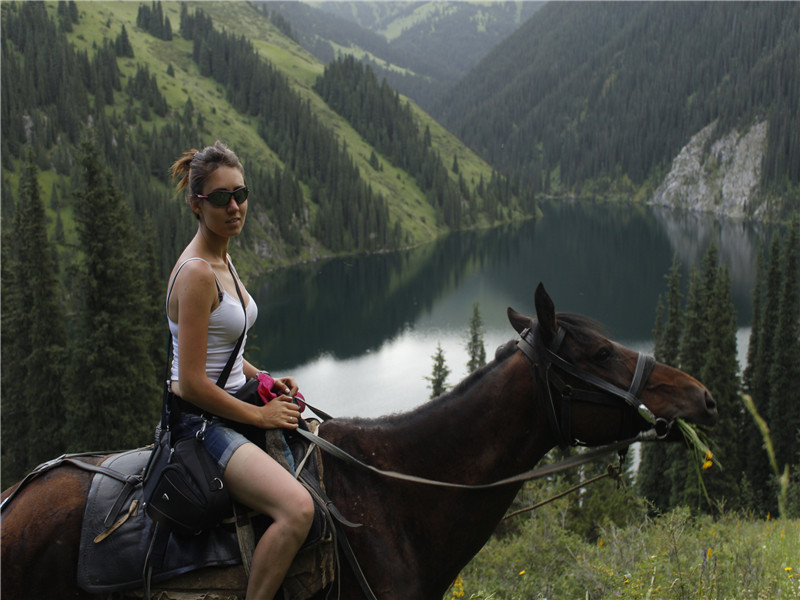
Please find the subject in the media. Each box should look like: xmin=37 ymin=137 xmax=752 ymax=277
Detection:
xmin=1 ymin=459 xmax=99 ymax=600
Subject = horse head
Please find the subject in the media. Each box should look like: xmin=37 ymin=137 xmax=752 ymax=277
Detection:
xmin=508 ymin=282 xmax=717 ymax=448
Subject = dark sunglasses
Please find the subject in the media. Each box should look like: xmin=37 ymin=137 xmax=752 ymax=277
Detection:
xmin=195 ymin=186 xmax=248 ymax=207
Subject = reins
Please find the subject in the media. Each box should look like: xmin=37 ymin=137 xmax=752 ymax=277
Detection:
xmin=297 ymin=319 xmax=665 ymax=491
xmin=295 ymin=426 xmax=656 ymax=491
xmin=503 ymin=460 xmax=626 ymax=520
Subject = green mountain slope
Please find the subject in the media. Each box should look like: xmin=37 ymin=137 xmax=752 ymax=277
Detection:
xmin=432 ymin=1 xmax=800 ymax=219
xmin=1 ymin=1 xmax=525 ymax=281
xmin=267 ymin=1 xmax=542 ymax=111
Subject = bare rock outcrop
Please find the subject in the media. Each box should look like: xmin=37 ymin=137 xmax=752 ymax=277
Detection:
xmin=650 ymin=121 xmax=768 ymax=219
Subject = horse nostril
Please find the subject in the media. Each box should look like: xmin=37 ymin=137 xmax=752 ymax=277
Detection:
xmin=704 ymin=391 xmax=717 ymax=413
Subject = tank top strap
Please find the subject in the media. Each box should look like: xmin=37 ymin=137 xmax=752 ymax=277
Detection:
xmin=166 ymin=257 xmax=224 ymax=313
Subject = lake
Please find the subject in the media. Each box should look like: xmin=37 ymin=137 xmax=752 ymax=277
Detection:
xmin=247 ymin=201 xmax=765 ymax=419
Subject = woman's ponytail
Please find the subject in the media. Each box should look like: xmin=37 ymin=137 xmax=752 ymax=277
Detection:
xmin=169 ymin=149 xmax=198 ymax=193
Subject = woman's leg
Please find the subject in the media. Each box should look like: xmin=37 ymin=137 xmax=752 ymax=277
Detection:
xmin=224 ymin=442 xmax=314 ymax=600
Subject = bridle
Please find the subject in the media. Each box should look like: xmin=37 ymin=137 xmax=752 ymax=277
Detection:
xmin=516 ymin=321 xmax=671 ymax=448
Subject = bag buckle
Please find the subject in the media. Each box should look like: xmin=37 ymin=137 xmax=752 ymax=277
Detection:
xmin=196 ymin=418 xmax=209 ymax=441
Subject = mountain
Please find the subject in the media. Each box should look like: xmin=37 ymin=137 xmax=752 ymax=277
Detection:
xmin=432 ymin=1 xmax=800 ymax=220
xmin=265 ymin=1 xmax=542 ymax=111
xmin=1 ymin=1 xmax=528 ymax=281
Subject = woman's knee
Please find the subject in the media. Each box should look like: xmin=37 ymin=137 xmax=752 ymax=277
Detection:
xmin=289 ymin=486 xmax=315 ymax=531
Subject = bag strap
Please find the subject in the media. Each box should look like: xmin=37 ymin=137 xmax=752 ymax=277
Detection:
xmin=214 ymin=258 xmax=247 ymax=389
xmin=162 ymin=256 xmax=248 ymax=424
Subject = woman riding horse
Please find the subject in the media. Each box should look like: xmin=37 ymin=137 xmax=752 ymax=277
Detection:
xmin=1 ymin=283 xmax=717 ymax=599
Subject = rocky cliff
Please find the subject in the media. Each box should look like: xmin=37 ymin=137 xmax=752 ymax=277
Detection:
xmin=649 ymin=120 xmax=768 ymax=219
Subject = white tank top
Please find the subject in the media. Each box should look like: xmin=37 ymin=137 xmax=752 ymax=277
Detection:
xmin=167 ymin=257 xmax=258 ymax=393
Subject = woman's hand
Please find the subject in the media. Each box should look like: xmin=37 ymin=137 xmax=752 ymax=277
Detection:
xmin=257 ymin=397 xmax=302 ymax=430
xmin=273 ymin=376 xmax=299 ymax=397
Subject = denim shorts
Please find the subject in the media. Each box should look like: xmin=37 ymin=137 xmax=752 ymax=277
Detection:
xmin=171 ymin=414 xmax=250 ymax=473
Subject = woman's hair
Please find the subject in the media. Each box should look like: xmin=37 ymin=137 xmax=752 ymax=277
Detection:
xmin=170 ymin=140 xmax=244 ymax=198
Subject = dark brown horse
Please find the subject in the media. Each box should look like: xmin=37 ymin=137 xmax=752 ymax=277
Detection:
xmin=1 ymin=284 xmax=717 ymax=599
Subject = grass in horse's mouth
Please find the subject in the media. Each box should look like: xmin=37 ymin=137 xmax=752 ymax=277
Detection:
xmin=675 ymin=418 xmax=718 ymax=507
xmin=676 ymin=417 xmax=718 ymax=471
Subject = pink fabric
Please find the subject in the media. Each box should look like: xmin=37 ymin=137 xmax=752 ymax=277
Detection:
xmin=257 ymin=372 xmax=306 ymax=412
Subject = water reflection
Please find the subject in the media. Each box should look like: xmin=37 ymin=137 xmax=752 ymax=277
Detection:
xmin=247 ymin=202 xmax=764 ymax=417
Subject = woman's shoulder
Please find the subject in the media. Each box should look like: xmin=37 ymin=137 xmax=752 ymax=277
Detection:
xmin=168 ymin=256 xmax=221 ymax=297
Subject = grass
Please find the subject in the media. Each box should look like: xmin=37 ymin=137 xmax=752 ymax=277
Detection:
xmin=446 ymin=504 xmax=800 ymax=600
xmin=447 ymin=405 xmax=799 ymax=600
xmin=444 ymin=396 xmax=800 ymax=600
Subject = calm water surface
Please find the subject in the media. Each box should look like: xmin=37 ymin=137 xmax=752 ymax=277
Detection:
xmin=248 ymin=202 xmax=765 ymax=419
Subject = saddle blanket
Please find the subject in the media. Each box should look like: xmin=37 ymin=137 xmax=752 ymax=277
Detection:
xmin=77 ymin=448 xmax=241 ymax=593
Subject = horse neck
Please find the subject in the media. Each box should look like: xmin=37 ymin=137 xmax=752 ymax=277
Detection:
xmin=326 ymin=349 xmax=557 ymax=596
xmin=320 ymin=347 xmax=556 ymax=487
xmin=380 ymin=350 xmax=555 ymax=483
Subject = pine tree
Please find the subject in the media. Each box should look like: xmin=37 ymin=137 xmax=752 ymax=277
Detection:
xmin=0 ymin=148 xmax=68 ymax=485
xmin=115 ymin=25 xmax=134 ymax=58
xmin=767 ymin=217 xmax=800 ymax=471
xmin=745 ymin=235 xmax=784 ymax=512
xmin=426 ymin=343 xmax=450 ymax=399
xmin=638 ymin=256 xmax=683 ymax=511
xmin=661 ymin=255 xmax=684 ymax=365
xmin=64 ymin=137 xmax=160 ymax=451
xmin=698 ymin=265 xmax=742 ymax=509
xmin=678 ymin=267 xmax=706 ymax=377
xmin=742 ymin=244 xmax=774 ymax=513
xmin=465 ymin=301 xmax=487 ymax=372
xmin=670 ymin=246 xmax=718 ymax=509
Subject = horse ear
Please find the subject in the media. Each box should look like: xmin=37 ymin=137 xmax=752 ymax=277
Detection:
xmin=534 ymin=282 xmax=558 ymax=344
xmin=507 ymin=307 xmax=530 ymax=334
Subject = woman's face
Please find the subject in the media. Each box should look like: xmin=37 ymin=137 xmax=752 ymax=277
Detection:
xmin=193 ymin=165 xmax=247 ymax=238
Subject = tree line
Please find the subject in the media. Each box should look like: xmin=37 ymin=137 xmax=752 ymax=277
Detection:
xmin=639 ymin=219 xmax=800 ymax=517
xmin=435 ymin=2 xmax=800 ymax=218
xmin=314 ymin=55 xmax=530 ymax=229
xmin=424 ymin=228 xmax=800 ymax=520
xmin=2 ymin=143 xmax=164 ymax=488
xmin=180 ymin=5 xmax=399 ymax=253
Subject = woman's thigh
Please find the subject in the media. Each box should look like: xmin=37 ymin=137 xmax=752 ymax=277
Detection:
xmin=224 ymin=442 xmax=310 ymax=519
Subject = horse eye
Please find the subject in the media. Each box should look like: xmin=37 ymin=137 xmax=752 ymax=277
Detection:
xmin=594 ymin=348 xmax=612 ymax=362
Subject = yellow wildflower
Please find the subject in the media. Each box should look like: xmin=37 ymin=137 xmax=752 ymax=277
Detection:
xmin=518 ymin=570 xmax=526 ymax=576
xmin=702 ymin=450 xmax=714 ymax=470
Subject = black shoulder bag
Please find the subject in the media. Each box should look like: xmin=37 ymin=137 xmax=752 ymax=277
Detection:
xmin=143 ymin=259 xmax=247 ymax=537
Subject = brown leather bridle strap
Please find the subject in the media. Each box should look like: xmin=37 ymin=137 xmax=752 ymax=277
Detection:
xmin=517 ymin=324 xmax=668 ymax=448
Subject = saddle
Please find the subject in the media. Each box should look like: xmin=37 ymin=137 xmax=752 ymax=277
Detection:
xmin=77 ymin=422 xmax=341 ymax=600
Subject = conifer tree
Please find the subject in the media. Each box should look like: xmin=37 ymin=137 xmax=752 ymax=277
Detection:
xmin=665 ymin=246 xmax=718 ymax=509
xmin=115 ymin=25 xmax=134 ymax=58
xmin=661 ymin=256 xmax=684 ymax=364
xmin=64 ymin=137 xmax=160 ymax=451
xmin=0 ymin=148 xmax=68 ymax=485
xmin=698 ymin=265 xmax=742 ymax=509
xmin=638 ymin=256 xmax=683 ymax=511
xmin=742 ymin=244 xmax=774 ymax=513
xmin=0 ymin=207 xmax=24 ymax=489
xmin=465 ymin=302 xmax=487 ymax=373
xmin=426 ymin=343 xmax=450 ymax=399
xmin=746 ymin=235 xmax=784 ymax=512
xmin=767 ymin=217 xmax=800 ymax=470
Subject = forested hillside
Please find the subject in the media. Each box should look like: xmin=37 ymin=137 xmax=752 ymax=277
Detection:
xmin=433 ymin=1 xmax=800 ymax=220
xmin=0 ymin=0 xmax=527 ymax=486
xmin=266 ymin=1 xmax=542 ymax=111
xmin=1 ymin=1 xmax=524 ymax=275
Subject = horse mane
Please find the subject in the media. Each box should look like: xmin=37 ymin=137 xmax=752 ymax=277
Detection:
xmin=553 ymin=312 xmax=608 ymax=343
xmin=339 ymin=339 xmax=519 ymax=429
xmin=336 ymin=312 xmax=607 ymax=429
